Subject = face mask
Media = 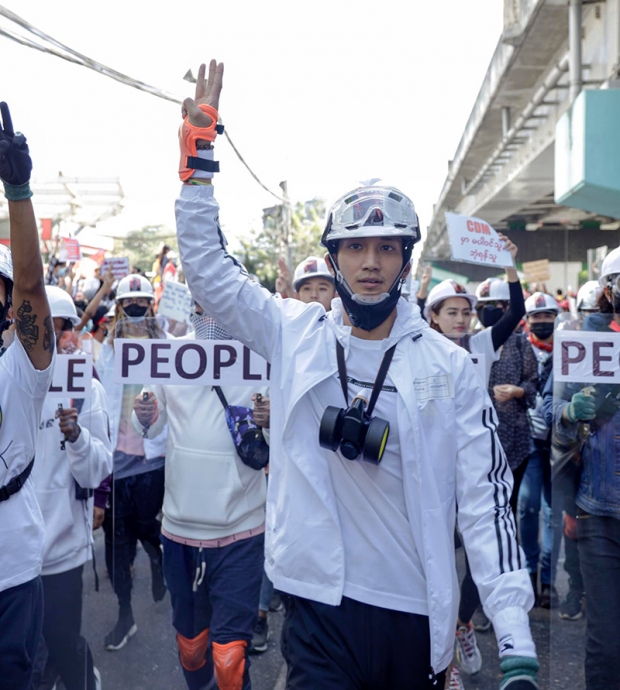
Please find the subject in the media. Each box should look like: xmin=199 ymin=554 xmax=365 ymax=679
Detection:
xmin=190 ymin=313 xmax=232 ymax=340
xmin=57 ymin=267 xmax=67 ymax=277
xmin=338 ymin=285 xmax=402 ymax=331
xmin=123 ymin=304 xmax=149 ymax=319
xmin=612 ymin=293 xmax=620 ymax=313
xmin=478 ymin=305 xmax=504 ymax=328
xmin=530 ymin=322 xmax=554 ymax=340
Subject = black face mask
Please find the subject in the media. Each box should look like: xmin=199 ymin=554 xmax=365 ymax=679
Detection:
xmin=612 ymin=294 xmax=620 ymax=313
xmin=123 ymin=304 xmax=149 ymax=319
xmin=530 ymin=322 xmax=554 ymax=340
xmin=478 ymin=305 xmax=504 ymax=328
xmin=338 ymin=283 xmax=403 ymax=332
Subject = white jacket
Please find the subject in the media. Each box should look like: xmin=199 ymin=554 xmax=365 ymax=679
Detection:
xmin=131 ymin=374 xmax=267 ymax=541
xmin=33 ymin=379 xmax=113 ymax=576
xmin=176 ymin=185 xmax=535 ymax=674
xmin=96 ymin=339 xmax=167 ymax=462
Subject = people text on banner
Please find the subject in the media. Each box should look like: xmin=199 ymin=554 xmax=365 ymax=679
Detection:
xmin=554 ymin=330 xmax=620 ymax=384
xmin=47 ymin=354 xmax=93 ymax=401
xmin=114 ymin=339 xmax=270 ymax=386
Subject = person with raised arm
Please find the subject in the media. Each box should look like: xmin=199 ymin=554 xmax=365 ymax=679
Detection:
xmin=0 ymin=102 xmax=55 ymax=690
xmin=174 ymin=62 xmax=538 ymax=690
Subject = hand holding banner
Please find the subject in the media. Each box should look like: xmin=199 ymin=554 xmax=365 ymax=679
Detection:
xmin=445 ymin=212 xmax=514 ymax=268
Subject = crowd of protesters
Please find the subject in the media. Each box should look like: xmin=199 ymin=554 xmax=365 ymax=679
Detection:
xmin=0 ymin=58 xmax=618 ymax=690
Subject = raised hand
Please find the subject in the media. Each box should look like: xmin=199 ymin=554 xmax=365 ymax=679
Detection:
xmin=182 ymin=60 xmax=224 ymax=129
xmin=0 ymin=102 xmax=32 ymax=187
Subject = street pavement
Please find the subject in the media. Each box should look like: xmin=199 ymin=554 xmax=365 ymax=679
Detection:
xmin=77 ymin=531 xmax=587 ymax=690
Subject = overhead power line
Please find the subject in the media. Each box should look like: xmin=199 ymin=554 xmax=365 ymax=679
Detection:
xmin=0 ymin=5 xmax=285 ymax=202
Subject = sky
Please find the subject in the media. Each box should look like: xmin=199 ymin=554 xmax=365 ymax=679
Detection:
xmin=0 ymin=0 xmax=504 ymax=264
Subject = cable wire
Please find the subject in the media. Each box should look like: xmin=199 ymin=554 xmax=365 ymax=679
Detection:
xmin=0 ymin=4 xmax=285 ymax=201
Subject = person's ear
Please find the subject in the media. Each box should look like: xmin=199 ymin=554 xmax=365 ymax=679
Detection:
xmin=325 ymin=253 xmax=336 ymax=277
xmin=401 ymin=260 xmax=412 ymax=281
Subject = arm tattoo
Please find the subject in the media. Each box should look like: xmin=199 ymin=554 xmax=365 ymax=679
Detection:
xmin=15 ymin=300 xmax=39 ymax=352
xmin=43 ymin=314 xmax=54 ymax=354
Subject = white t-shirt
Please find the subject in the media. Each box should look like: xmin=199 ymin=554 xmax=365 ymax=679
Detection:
xmin=469 ymin=327 xmax=500 ymax=387
xmin=310 ymin=336 xmax=428 ymax=615
xmin=0 ymin=339 xmax=54 ymax=592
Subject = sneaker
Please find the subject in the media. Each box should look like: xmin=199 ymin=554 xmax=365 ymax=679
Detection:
xmin=269 ymin=593 xmax=284 ymax=612
xmin=540 ymin=584 xmax=559 ymax=610
xmin=105 ymin=612 xmax=137 ymax=651
xmin=448 ymin=664 xmax=465 ymax=690
xmin=248 ymin=616 xmax=269 ymax=654
xmin=94 ymin=666 xmax=102 ymax=690
xmin=559 ymin=590 xmax=584 ymax=620
xmin=471 ymin=607 xmax=492 ymax=632
xmin=455 ymin=622 xmax=482 ymax=675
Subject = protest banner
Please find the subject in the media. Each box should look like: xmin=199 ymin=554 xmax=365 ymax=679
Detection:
xmin=47 ymin=354 xmax=93 ymax=400
xmin=522 ymin=259 xmax=550 ymax=282
xmin=158 ymin=282 xmax=193 ymax=323
xmin=62 ymin=236 xmax=82 ymax=262
xmin=445 ymin=212 xmax=514 ymax=268
xmin=101 ymin=257 xmax=130 ymax=280
xmin=554 ymin=330 xmax=620 ymax=383
xmin=114 ymin=339 xmax=270 ymax=386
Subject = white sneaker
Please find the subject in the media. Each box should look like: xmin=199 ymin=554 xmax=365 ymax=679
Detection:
xmin=448 ymin=664 xmax=465 ymax=690
xmin=94 ymin=667 xmax=102 ymax=690
xmin=455 ymin=622 xmax=482 ymax=675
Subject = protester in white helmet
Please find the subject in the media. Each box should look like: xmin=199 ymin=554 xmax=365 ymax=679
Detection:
xmin=173 ymin=61 xmax=537 ymax=690
xmin=576 ymin=280 xmax=601 ymax=315
xmin=517 ymin=292 xmax=561 ymax=611
xmin=293 ymin=255 xmax=336 ymax=311
xmin=131 ymin=302 xmax=268 ymax=690
xmin=424 ymin=244 xmax=524 ymax=387
xmin=95 ymin=274 xmax=168 ymax=652
xmin=550 ymin=246 xmax=620 ymax=686
xmin=0 ymin=102 xmax=55 ymax=690
xmin=31 ymin=286 xmax=112 ymax=690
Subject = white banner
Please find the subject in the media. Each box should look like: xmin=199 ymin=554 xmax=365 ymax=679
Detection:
xmin=113 ymin=339 xmax=270 ymax=386
xmin=48 ymin=354 xmax=93 ymax=400
xmin=445 ymin=212 xmax=514 ymax=268
xmin=554 ymin=330 xmax=620 ymax=383
xmin=158 ymin=282 xmax=193 ymax=324
xmin=101 ymin=257 xmax=130 ymax=280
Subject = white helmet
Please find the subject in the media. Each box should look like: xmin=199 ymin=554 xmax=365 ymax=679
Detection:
xmin=577 ymin=281 xmax=601 ymax=312
xmin=525 ymin=292 xmax=560 ymax=315
xmin=599 ymin=246 xmax=620 ymax=286
xmin=475 ymin=277 xmax=510 ymax=302
xmin=293 ymin=256 xmax=334 ymax=292
xmin=116 ymin=275 xmax=154 ymax=301
xmin=45 ymin=286 xmax=81 ymax=326
xmin=424 ymin=279 xmax=477 ymax=320
xmin=322 ymin=184 xmax=421 ymax=246
xmin=0 ymin=245 xmax=13 ymax=285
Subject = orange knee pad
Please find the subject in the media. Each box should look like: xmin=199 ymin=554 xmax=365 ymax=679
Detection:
xmin=177 ymin=628 xmax=209 ymax=672
xmin=212 ymin=640 xmax=247 ymax=690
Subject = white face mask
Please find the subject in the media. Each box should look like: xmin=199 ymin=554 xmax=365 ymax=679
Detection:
xmin=189 ymin=313 xmax=232 ymax=340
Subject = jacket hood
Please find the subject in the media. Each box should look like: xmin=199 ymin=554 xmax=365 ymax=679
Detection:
xmin=329 ymin=297 xmax=428 ymax=347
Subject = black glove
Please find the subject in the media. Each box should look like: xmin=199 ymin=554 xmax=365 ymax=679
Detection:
xmin=0 ymin=102 xmax=32 ymax=187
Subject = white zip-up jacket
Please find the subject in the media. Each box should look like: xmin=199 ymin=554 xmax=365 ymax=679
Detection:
xmin=131 ymin=375 xmax=267 ymax=541
xmin=33 ymin=379 xmax=113 ymax=576
xmin=176 ymin=184 xmax=535 ymax=674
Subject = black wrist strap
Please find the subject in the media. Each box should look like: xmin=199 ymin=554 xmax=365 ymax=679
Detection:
xmin=336 ymin=341 xmax=397 ymax=416
xmin=186 ymin=156 xmax=220 ymax=173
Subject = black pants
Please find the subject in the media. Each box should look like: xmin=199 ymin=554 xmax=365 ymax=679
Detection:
xmin=281 ymin=595 xmax=447 ymax=689
xmin=0 ymin=576 xmax=43 ymax=690
xmin=39 ymin=565 xmax=96 ymax=690
xmin=577 ymin=512 xmax=620 ymax=690
xmin=103 ymin=466 xmax=165 ymax=609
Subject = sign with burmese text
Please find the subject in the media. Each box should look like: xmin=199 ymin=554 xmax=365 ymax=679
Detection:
xmin=445 ymin=212 xmax=514 ymax=268
xmin=113 ymin=339 xmax=270 ymax=386
xmin=554 ymin=330 xmax=620 ymax=383
xmin=48 ymin=354 xmax=93 ymax=400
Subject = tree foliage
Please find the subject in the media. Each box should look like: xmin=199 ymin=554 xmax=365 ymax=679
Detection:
xmin=238 ymin=198 xmax=326 ymax=292
xmin=114 ymin=225 xmax=178 ymax=275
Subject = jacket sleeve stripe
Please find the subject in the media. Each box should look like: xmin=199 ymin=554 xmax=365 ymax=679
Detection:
xmin=482 ymin=407 xmax=520 ymax=574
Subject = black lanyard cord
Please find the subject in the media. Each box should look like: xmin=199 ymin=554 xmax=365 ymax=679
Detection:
xmin=336 ymin=341 xmax=397 ymax=416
